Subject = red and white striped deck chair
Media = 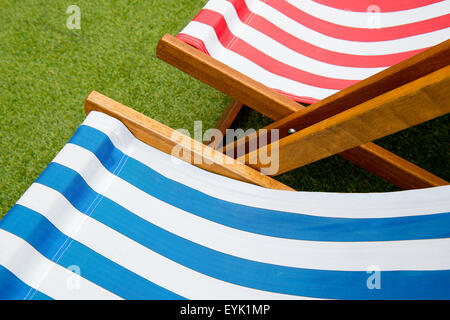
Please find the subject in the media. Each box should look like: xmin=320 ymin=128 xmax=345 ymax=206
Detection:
xmin=156 ymin=0 xmax=450 ymax=189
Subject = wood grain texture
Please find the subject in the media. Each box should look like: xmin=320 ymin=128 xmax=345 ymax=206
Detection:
xmin=156 ymin=34 xmax=302 ymax=120
xmin=264 ymin=39 xmax=450 ymax=138
xmin=228 ymin=40 xmax=450 ymax=150
xmin=84 ymin=91 xmax=294 ymax=191
xmin=157 ymin=34 xmax=448 ymax=189
xmin=223 ymin=41 xmax=450 ymax=188
xmin=339 ymin=143 xmax=449 ymax=189
xmin=205 ymin=99 xmax=244 ymax=149
xmin=239 ymin=66 xmax=450 ymax=176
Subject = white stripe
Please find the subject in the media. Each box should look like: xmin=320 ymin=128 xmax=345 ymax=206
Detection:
xmin=239 ymin=0 xmax=450 ymax=55
xmin=287 ymin=0 xmax=450 ymax=28
xmin=18 ymin=184 xmax=308 ymax=299
xmin=0 ymin=229 xmax=121 ymax=300
xmin=182 ymin=22 xmax=337 ymax=99
xmin=48 ymin=143 xmax=450 ymax=271
xmin=16 ymin=185 xmax=87 ymax=238
xmin=83 ymin=111 xmax=450 ymax=219
xmin=204 ymin=0 xmax=387 ymax=79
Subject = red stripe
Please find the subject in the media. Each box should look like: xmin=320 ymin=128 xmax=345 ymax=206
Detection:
xmin=194 ymin=8 xmax=428 ymax=68
xmin=177 ymin=33 xmax=210 ymax=55
xmin=260 ymin=0 xmax=449 ymax=42
xmin=311 ymin=0 xmax=443 ymax=13
xmin=176 ymin=34 xmax=321 ymax=104
xmin=226 ymin=1 xmax=429 ymax=67
xmin=272 ymin=89 xmax=319 ymax=104
xmin=178 ymin=0 xmax=447 ymax=102
xmin=191 ymin=10 xmax=358 ymax=91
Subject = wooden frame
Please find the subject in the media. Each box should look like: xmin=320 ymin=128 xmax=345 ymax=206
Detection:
xmin=222 ymin=39 xmax=450 ymax=153
xmin=240 ymin=66 xmax=450 ymax=175
xmin=84 ymin=91 xmax=293 ymax=191
xmin=84 ymin=90 xmax=448 ymax=193
xmin=204 ymin=99 xmax=244 ymax=149
xmin=157 ymin=34 xmax=449 ymax=189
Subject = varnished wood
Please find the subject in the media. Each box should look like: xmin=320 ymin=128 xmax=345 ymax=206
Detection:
xmin=239 ymin=67 xmax=450 ymax=176
xmin=156 ymin=34 xmax=302 ymax=120
xmin=339 ymin=143 xmax=449 ymax=190
xmin=158 ymin=34 xmax=449 ymax=189
xmin=263 ymin=39 xmax=450 ymax=139
xmin=158 ymin=34 xmax=448 ymax=189
xmin=227 ymin=40 xmax=450 ymax=151
xmin=205 ymin=99 xmax=244 ymax=149
xmin=84 ymin=91 xmax=294 ymax=191
xmin=223 ymin=41 xmax=450 ymax=188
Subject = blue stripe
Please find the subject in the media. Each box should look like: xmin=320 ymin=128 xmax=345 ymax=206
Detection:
xmin=69 ymin=125 xmax=126 ymax=174
xmin=1 ymin=205 xmax=72 ymax=263
xmin=0 ymin=265 xmax=51 ymax=300
xmin=33 ymin=163 xmax=450 ymax=299
xmin=0 ymin=205 xmax=184 ymax=300
xmin=30 ymin=291 xmax=53 ymax=300
xmin=2 ymin=123 xmax=449 ymax=300
xmin=70 ymin=125 xmax=450 ymax=242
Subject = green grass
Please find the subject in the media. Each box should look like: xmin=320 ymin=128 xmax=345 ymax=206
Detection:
xmin=0 ymin=0 xmax=448 ymax=219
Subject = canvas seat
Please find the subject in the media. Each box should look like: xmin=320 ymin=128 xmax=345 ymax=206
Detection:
xmin=0 ymin=93 xmax=449 ymax=299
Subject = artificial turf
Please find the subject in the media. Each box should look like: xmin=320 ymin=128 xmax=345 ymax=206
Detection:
xmin=0 ymin=0 xmax=448 ymax=219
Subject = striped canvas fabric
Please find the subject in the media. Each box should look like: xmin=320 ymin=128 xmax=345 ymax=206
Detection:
xmin=178 ymin=0 xmax=450 ymax=103
xmin=1 ymin=111 xmax=449 ymax=300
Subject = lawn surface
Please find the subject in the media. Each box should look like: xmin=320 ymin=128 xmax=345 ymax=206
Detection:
xmin=0 ymin=0 xmax=448 ymax=219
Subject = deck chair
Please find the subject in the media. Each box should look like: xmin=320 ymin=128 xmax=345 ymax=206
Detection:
xmin=0 ymin=90 xmax=449 ymax=299
xmin=156 ymin=0 xmax=450 ymax=189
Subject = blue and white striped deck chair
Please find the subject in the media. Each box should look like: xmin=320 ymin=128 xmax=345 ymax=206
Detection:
xmin=1 ymin=92 xmax=449 ymax=300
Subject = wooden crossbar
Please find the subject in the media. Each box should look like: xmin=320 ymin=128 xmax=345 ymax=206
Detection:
xmin=246 ymin=40 xmax=450 ymax=141
xmin=224 ymin=41 xmax=450 ymax=188
xmin=239 ymin=66 xmax=450 ymax=176
xmin=84 ymin=91 xmax=293 ymax=191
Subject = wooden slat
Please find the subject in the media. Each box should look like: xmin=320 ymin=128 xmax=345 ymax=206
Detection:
xmin=339 ymin=144 xmax=449 ymax=190
xmin=223 ymin=128 xmax=449 ymax=189
xmin=239 ymin=67 xmax=450 ymax=176
xmin=205 ymin=99 xmax=244 ymax=149
xmin=263 ymin=39 xmax=450 ymax=139
xmin=156 ymin=34 xmax=302 ymax=120
xmin=224 ymin=40 xmax=450 ymax=188
xmin=222 ymin=129 xmax=447 ymax=189
xmin=227 ymin=40 xmax=450 ymax=152
xmin=84 ymin=91 xmax=293 ymax=191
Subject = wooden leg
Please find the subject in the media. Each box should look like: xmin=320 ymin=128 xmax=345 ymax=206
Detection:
xmin=340 ymin=143 xmax=448 ymax=189
xmin=205 ymin=99 xmax=244 ymax=149
xmin=225 ymin=127 xmax=449 ymax=190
